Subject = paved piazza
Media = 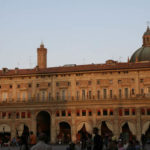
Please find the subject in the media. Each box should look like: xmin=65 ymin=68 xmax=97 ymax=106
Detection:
xmin=0 ymin=145 xmax=81 ymax=150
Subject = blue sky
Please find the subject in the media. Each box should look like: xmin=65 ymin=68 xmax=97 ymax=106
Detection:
xmin=0 ymin=0 xmax=150 ymax=69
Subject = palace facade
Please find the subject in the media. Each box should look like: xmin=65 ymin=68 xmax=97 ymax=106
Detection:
xmin=1 ymin=27 xmax=150 ymax=143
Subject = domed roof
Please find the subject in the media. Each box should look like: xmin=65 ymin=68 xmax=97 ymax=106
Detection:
xmin=130 ymin=47 xmax=150 ymax=62
xmin=130 ymin=26 xmax=150 ymax=62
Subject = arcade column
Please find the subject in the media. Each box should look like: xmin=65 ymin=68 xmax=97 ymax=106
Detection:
xmin=51 ymin=112 xmax=56 ymax=144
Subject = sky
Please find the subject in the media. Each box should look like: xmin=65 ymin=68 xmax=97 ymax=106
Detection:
xmin=0 ymin=0 xmax=150 ymax=69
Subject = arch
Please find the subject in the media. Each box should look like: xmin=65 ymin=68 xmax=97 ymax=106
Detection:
xmin=36 ymin=111 xmax=51 ymax=141
xmin=97 ymin=120 xmax=113 ymax=135
xmin=77 ymin=122 xmax=92 ymax=134
xmin=57 ymin=121 xmax=71 ymax=144
xmin=16 ymin=123 xmax=29 ymax=136
xmin=0 ymin=124 xmax=11 ymax=132
xmin=142 ymin=121 xmax=150 ymax=134
xmin=120 ymin=121 xmax=136 ymax=135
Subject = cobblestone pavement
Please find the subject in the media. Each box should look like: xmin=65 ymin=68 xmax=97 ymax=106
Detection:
xmin=0 ymin=145 xmax=81 ymax=150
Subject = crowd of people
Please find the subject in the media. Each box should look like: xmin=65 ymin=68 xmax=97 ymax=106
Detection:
xmin=0 ymin=126 xmax=150 ymax=150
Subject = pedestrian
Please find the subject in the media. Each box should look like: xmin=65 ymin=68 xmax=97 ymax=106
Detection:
xmin=144 ymin=139 xmax=150 ymax=150
xmin=86 ymin=134 xmax=92 ymax=150
xmin=126 ymin=140 xmax=136 ymax=150
xmin=93 ymin=127 xmax=103 ymax=150
xmin=31 ymin=132 xmax=52 ymax=150
xmin=29 ymin=131 xmax=37 ymax=147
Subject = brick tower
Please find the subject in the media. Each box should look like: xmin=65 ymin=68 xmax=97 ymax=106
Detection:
xmin=37 ymin=43 xmax=47 ymax=69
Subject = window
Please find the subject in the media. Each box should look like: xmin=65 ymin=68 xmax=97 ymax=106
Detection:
xmin=16 ymin=112 xmax=20 ymax=118
xmin=132 ymin=109 xmax=135 ymax=115
xmin=76 ymin=91 xmax=79 ymax=100
xmin=56 ymin=111 xmax=59 ymax=117
xmin=36 ymin=93 xmax=40 ymax=101
xmin=110 ymin=110 xmax=113 ymax=115
xmin=17 ymin=84 xmax=20 ymax=88
xmin=48 ymin=92 xmax=51 ymax=101
xmin=56 ymin=82 xmax=59 ymax=86
xmin=131 ymin=88 xmax=135 ymax=95
xmin=97 ymin=90 xmax=100 ymax=99
xmin=88 ymin=111 xmax=92 ymax=116
xmin=8 ymin=112 xmax=11 ymax=119
xmin=88 ymin=81 xmax=92 ymax=85
xmin=119 ymin=89 xmax=122 ymax=98
xmin=82 ymin=110 xmax=86 ymax=116
xmin=82 ymin=90 xmax=85 ymax=100
xmin=56 ymin=92 xmax=59 ymax=100
xmin=62 ymin=110 xmax=66 ymax=117
xmin=140 ymin=79 xmax=144 ymax=83
xmin=62 ymin=90 xmax=65 ymax=100
xmin=88 ymin=91 xmax=92 ymax=99
xmin=103 ymin=109 xmax=107 ymax=116
xmin=36 ymin=83 xmax=40 ymax=87
xmin=124 ymin=109 xmax=129 ymax=115
xmin=68 ymin=82 xmax=71 ymax=86
xmin=2 ymin=112 xmax=6 ymax=119
xmin=141 ymin=108 xmax=145 ymax=115
xmin=119 ymin=109 xmax=122 ymax=116
xmin=147 ymin=109 xmax=150 ymax=115
xmin=125 ymin=88 xmax=128 ymax=98
xmin=28 ymin=92 xmax=31 ymax=101
xmin=118 ymin=80 xmax=122 ymax=84
xmin=76 ymin=81 xmax=79 ymax=86
xmin=110 ymin=90 xmax=112 ymax=99
xmin=148 ymin=87 xmax=150 ymax=93
xmin=22 ymin=92 xmax=26 ymax=101
xmin=48 ymin=83 xmax=51 ymax=87
xmin=97 ymin=110 xmax=101 ymax=116
xmin=68 ymin=111 xmax=71 ymax=116
xmin=28 ymin=83 xmax=32 ymax=88
xmin=109 ymin=80 xmax=113 ymax=84
xmin=10 ymin=85 xmax=12 ymax=88
xmin=141 ymin=88 xmax=144 ymax=94
xmin=27 ymin=112 xmax=31 ymax=118
xmin=97 ymin=80 xmax=100 ymax=85
xmin=21 ymin=112 xmax=25 ymax=118
xmin=2 ymin=92 xmax=8 ymax=101
xmin=103 ymin=89 xmax=107 ymax=99
xmin=76 ymin=110 xmax=80 ymax=116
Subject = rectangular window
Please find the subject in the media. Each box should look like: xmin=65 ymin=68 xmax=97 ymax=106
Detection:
xmin=82 ymin=90 xmax=85 ymax=100
xmin=62 ymin=110 xmax=66 ymax=116
xmin=97 ymin=80 xmax=100 ymax=85
xmin=82 ymin=110 xmax=86 ymax=116
xmin=97 ymin=110 xmax=101 ymax=116
xmin=76 ymin=91 xmax=79 ymax=100
xmin=16 ymin=112 xmax=20 ymax=118
xmin=41 ymin=91 xmax=46 ymax=101
xmin=36 ymin=93 xmax=40 ymax=101
xmin=148 ymin=87 xmax=150 ymax=93
xmin=27 ymin=112 xmax=31 ymax=118
xmin=119 ymin=109 xmax=122 ymax=116
xmin=97 ymin=90 xmax=100 ymax=100
xmin=147 ymin=109 xmax=150 ymax=115
xmin=110 ymin=90 xmax=112 ymax=99
xmin=56 ymin=82 xmax=59 ymax=86
xmin=28 ymin=83 xmax=32 ymax=88
xmin=68 ymin=111 xmax=71 ymax=116
xmin=125 ymin=88 xmax=128 ymax=98
xmin=131 ymin=88 xmax=135 ymax=95
xmin=56 ymin=92 xmax=59 ymax=100
xmin=141 ymin=108 xmax=145 ymax=115
xmin=8 ymin=112 xmax=11 ymax=119
xmin=132 ymin=109 xmax=135 ymax=115
xmin=17 ymin=92 xmax=20 ymax=101
xmin=76 ymin=81 xmax=79 ymax=86
xmin=110 ymin=110 xmax=113 ymax=116
xmin=103 ymin=109 xmax=107 ymax=116
xmin=88 ymin=111 xmax=92 ymax=116
xmin=28 ymin=92 xmax=31 ymax=101
xmin=48 ymin=92 xmax=51 ymax=101
xmin=103 ymin=89 xmax=107 ymax=99
xmin=125 ymin=109 xmax=129 ymax=115
xmin=89 ymin=91 xmax=92 ymax=99
xmin=141 ymin=88 xmax=144 ymax=94
xmin=76 ymin=110 xmax=80 ymax=116
xmin=88 ymin=81 xmax=92 ymax=85
xmin=119 ymin=89 xmax=122 ymax=99
xmin=62 ymin=90 xmax=65 ymax=100
xmin=22 ymin=92 xmax=26 ymax=101
xmin=21 ymin=112 xmax=25 ymax=118
xmin=2 ymin=92 xmax=8 ymax=101
xmin=2 ymin=112 xmax=6 ymax=119
xmin=56 ymin=111 xmax=59 ymax=117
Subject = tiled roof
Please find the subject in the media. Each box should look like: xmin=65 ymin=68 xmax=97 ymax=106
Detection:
xmin=0 ymin=62 xmax=150 ymax=76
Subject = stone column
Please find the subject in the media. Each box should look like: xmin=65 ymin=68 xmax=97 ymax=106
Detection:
xmin=31 ymin=111 xmax=36 ymax=135
xmin=51 ymin=111 xmax=56 ymax=144
xmin=113 ymin=108 xmax=119 ymax=139
xmin=71 ymin=109 xmax=76 ymax=142
xmin=11 ymin=112 xmax=16 ymax=139
xmin=136 ymin=108 xmax=141 ymax=141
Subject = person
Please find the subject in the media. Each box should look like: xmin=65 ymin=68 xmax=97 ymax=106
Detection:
xmin=126 ymin=140 xmax=136 ymax=150
xmin=31 ymin=132 xmax=52 ymax=150
xmin=93 ymin=127 xmax=103 ymax=150
xmin=29 ymin=131 xmax=36 ymax=147
xmin=86 ymin=134 xmax=92 ymax=150
xmin=144 ymin=139 xmax=150 ymax=150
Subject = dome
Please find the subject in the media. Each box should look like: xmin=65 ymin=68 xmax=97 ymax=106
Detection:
xmin=130 ymin=26 xmax=150 ymax=62
xmin=130 ymin=47 xmax=150 ymax=62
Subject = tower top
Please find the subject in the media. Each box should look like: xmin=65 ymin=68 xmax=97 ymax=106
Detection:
xmin=40 ymin=41 xmax=44 ymax=48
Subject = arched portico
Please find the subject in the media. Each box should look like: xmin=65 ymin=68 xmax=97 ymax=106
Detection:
xmin=36 ymin=111 xmax=51 ymax=141
xmin=0 ymin=124 xmax=11 ymax=142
